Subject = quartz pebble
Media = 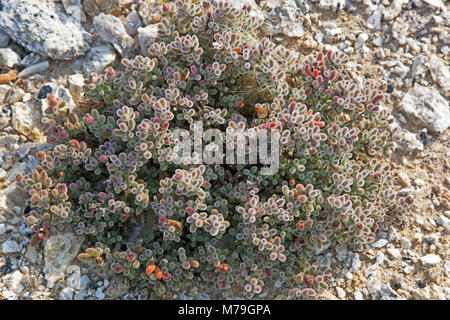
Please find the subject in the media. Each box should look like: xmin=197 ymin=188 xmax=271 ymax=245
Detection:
xmin=400 ymin=238 xmax=412 ymax=249
xmin=387 ymin=248 xmax=401 ymax=259
xmin=420 ymin=254 xmax=442 ymax=266
xmin=372 ymin=239 xmax=388 ymax=248
xmin=336 ymin=287 xmax=346 ymax=298
xmin=354 ymin=291 xmax=363 ymax=300
xmin=0 ymin=48 xmax=21 ymax=68
xmin=2 ymin=239 xmax=21 ymax=253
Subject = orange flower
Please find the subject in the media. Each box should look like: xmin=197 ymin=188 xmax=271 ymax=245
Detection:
xmin=155 ymin=267 xmax=163 ymax=279
xmin=255 ymin=105 xmax=267 ymax=114
xmin=168 ymin=219 xmax=182 ymax=231
xmin=15 ymin=174 xmax=24 ymax=183
xmin=215 ymin=263 xmax=230 ymax=273
xmin=84 ymin=114 xmax=93 ymax=123
xmin=306 ymin=109 xmax=313 ymax=116
xmin=235 ymin=47 xmax=241 ymax=53
xmin=146 ymin=264 xmax=156 ymax=275
xmin=237 ymin=102 xmax=245 ymax=108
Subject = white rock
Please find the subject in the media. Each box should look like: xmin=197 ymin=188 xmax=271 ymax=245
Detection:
xmin=414 ymin=233 xmax=424 ymax=243
xmin=44 ymin=232 xmax=84 ymax=288
xmin=1 ymin=270 xmax=24 ymax=293
xmin=8 ymin=88 xmax=25 ymax=104
xmin=354 ymin=291 xmax=363 ymax=300
xmin=81 ymin=45 xmax=116 ymax=75
xmin=93 ymin=13 xmax=135 ymax=56
xmin=335 ymin=244 xmax=349 ymax=261
xmin=0 ymin=48 xmax=21 ymax=68
xmin=336 ymin=287 xmax=346 ymax=298
xmin=400 ymin=238 xmax=412 ymax=249
xmin=392 ymin=61 xmax=409 ymax=78
xmin=318 ymin=0 xmax=345 ymax=11
xmin=356 ymin=33 xmax=369 ymax=48
xmin=421 ymin=0 xmax=444 ymax=9
xmin=372 ymin=239 xmax=388 ymax=248
xmin=398 ymin=84 xmax=450 ymax=134
xmin=11 ymin=101 xmax=42 ymax=141
xmin=404 ymin=266 xmax=414 ymax=274
xmin=429 ymin=55 xmax=450 ymax=91
xmin=326 ymin=28 xmax=342 ymax=37
xmin=350 ymin=254 xmax=361 ymax=272
xmin=18 ymin=61 xmax=49 ymax=78
xmin=25 ymin=245 xmax=38 ymax=263
xmin=436 ymin=215 xmax=450 ymax=233
xmin=2 ymin=239 xmax=21 ymax=253
xmin=387 ymin=248 xmax=401 ymax=259
xmin=376 ymin=251 xmax=385 ymax=265
xmin=315 ymin=32 xmax=324 ymax=43
xmin=396 ymin=130 xmax=423 ymax=152
xmin=444 ymin=260 xmax=450 ymax=272
xmin=59 ymin=287 xmax=74 ymax=300
xmin=68 ymin=74 xmax=84 ymax=105
xmin=22 ymin=93 xmax=32 ymax=102
xmin=409 ymin=54 xmax=428 ymax=78
xmin=0 ymin=181 xmax=28 ymax=209
xmin=389 ymin=227 xmax=399 ymax=242
xmin=384 ymin=0 xmax=406 ymax=21
xmin=415 ymin=216 xmax=425 ymax=225
xmin=124 ymin=10 xmax=143 ymax=36
xmin=0 ymin=0 xmax=90 ymax=60
xmin=420 ymin=254 xmax=442 ymax=266
xmin=367 ymin=7 xmax=383 ymax=29
xmin=62 ymin=0 xmax=86 ymax=23
xmin=66 ymin=265 xmax=81 ymax=290
xmin=137 ymin=25 xmax=159 ymax=56
xmin=95 ymin=287 xmax=105 ymax=299
xmin=261 ymin=0 xmax=304 ymax=37
xmin=80 ymin=275 xmax=90 ymax=291
xmin=425 ymin=233 xmax=440 ymax=244
xmin=414 ymin=179 xmax=425 ymax=186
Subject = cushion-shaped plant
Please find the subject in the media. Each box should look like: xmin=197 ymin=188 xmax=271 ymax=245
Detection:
xmin=18 ymin=0 xmax=412 ymax=299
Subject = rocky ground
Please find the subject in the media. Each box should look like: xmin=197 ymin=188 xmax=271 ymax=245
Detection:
xmin=0 ymin=0 xmax=448 ymax=300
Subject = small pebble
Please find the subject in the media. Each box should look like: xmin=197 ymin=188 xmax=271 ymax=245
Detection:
xmin=387 ymin=248 xmax=401 ymax=259
xmin=404 ymin=266 xmax=414 ymax=274
xmin=444 ymin=261 xmax=450 ymax=273
xmin=2 ymin=239 xmax=21 ymax=253
xmin=372 ymin=239 xmax=388 ymax=248
xmin=420 ymin=254 xmax=442 ymax=266
xmin=95 ymin=287 xmax=105 ymax=299
xmin=415 ymin=216 xmax=425 ymax=226
xmin=336 ymin=287 xmax=346 ymax=298
xmin=59 ymin=287 xmax=74 ymax=300
xmin=376 ymin=251 xmax=385 ymax=265
xmin=354 ymin=291 xmax=363 ymax=300
xmin=400 ymin=238 xmax=411 ymax=249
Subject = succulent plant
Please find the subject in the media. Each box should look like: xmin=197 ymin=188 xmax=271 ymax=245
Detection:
xmin=17 ymin=0 xmax=412 ymax=300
